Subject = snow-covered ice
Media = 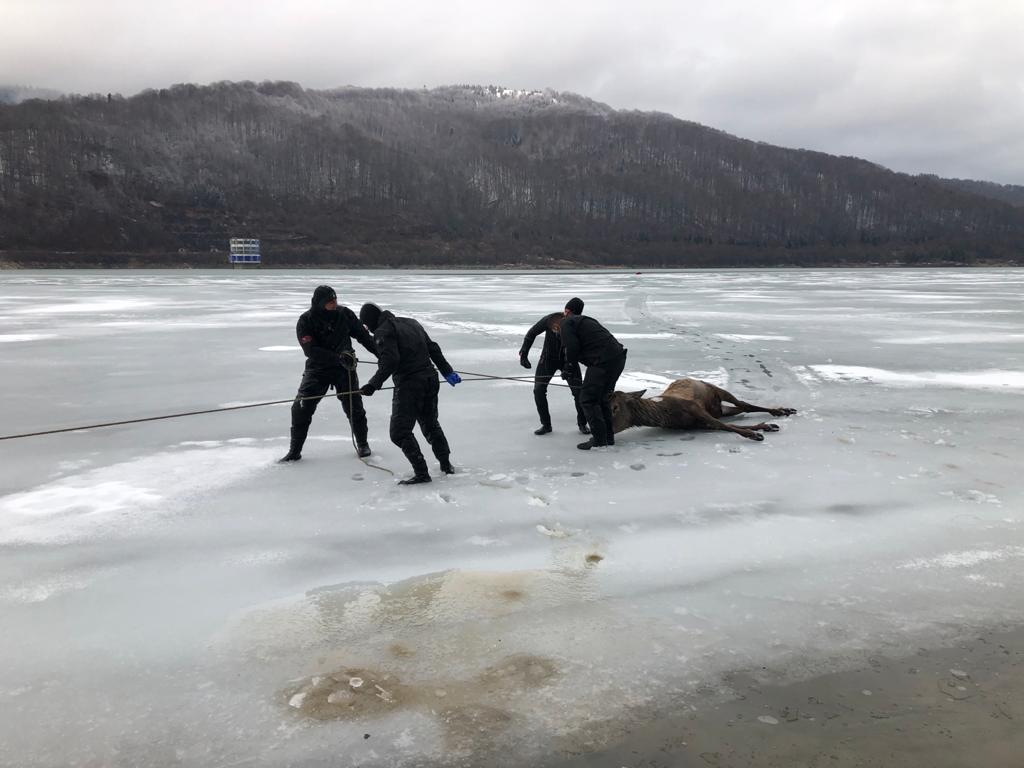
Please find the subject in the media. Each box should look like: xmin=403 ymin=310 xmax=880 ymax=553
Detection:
xmin=1 ymin=268 xmax=1023 ymax=767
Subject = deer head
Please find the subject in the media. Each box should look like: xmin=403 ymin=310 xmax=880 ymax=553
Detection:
xmin=609 ymin=389 xmax=647 ymax=433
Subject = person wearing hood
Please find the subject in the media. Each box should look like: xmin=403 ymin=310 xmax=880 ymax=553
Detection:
xmin=357 ymin=302 xmax=461 ymax=485
xmin=279 ymin=285 xmax=378 ymax=462
xmin=559 ymin=297 xmax=627 ymax=450
xmin=519 ymin=311 xmax=589 ymax=436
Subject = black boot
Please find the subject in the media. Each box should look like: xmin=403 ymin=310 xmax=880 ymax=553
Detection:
xmin=577 ymin=437 xmax=609 ymax=450
xmin=278 ymin=426 xmax=308 ymax=462
xmin=439 ymin=457 xmax=455 ymax=474
xmin=578 ymin=422 xmax=591 ymax=435
xmin=356 ymin=442 xmax=372 ymax=458
xmin=534 ymin=424 xmax=552 ymax=435
xmin=399 ymin=472 xmax=432 ymax=485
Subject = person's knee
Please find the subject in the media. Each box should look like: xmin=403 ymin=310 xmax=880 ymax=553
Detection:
xmin=292 ymin=400 xmax=314 ymax=425
xmin=390 ymin=418 xmax=414 ymax=444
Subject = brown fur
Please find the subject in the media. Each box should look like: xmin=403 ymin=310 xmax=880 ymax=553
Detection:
xmin=609 ymin=378 xmax=796 ymax=442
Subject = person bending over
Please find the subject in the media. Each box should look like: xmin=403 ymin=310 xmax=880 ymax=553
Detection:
xmin=559 ymin=297 xmax=627 ymax=450
xmin=358 ymin=302 xmax=461 ymax=485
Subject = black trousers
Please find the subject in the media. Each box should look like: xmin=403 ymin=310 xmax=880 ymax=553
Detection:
xmin=291 ymin=364 xmax=368 ymax=445
xmin=579 ymin=350 xmax=627 ymax=445
xmin=390 ymin=374 xmax=450 ymax=473
xmin=533 ymin=358 xmax=587 ymax=429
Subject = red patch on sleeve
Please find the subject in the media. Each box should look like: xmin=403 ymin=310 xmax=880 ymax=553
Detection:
xmin=300 ymin=335 xmax=313 ymax=343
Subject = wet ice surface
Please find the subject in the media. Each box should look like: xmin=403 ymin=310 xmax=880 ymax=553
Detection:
xmin=1 ymin=268 xmax=1023 ymax=766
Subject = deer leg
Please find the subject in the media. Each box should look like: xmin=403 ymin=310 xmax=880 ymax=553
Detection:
xmin=687 ymin=403 xmax=766 ymax=441
xmin=714 ymin=386 xmax=796 ymax=418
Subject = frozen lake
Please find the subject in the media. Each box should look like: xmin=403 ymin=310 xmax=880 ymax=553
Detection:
xmin=2 ymin=268 xmax=1023 ymax=766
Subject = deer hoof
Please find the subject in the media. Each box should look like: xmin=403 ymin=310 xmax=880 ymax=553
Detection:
xmin=745 ymin=431 xmax=765 ymax=441
xmin=764 ymin=423 xmax=780 ymax=432
xmin=772 ymin=408 xmax=797 ymax=416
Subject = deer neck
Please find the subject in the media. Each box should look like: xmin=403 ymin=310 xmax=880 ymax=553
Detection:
xmin=629 ymin=399 xmax=665 ymax=428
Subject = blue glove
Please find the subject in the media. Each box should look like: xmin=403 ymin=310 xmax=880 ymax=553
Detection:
xmin=445 ymin=372 xmax=462 ymax=387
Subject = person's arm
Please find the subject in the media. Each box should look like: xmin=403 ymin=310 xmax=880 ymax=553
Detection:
xmin=519 ymin=316 xmax=548 ymax=358
xmin=346 ymin=308 xmax=378 ymax=358
xmin=297 ymin=315 xmax=339 ymax=366
xmin=364 ymin=322 xmax=398 ymax=391
xmin=561 ymin=316 xmax=581 ymax=367
xmin=426 ymin=334 xmax=454 ymax=378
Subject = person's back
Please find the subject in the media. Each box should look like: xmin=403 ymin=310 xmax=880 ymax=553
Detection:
xmin=561 ymin=314 xmax=624 ymax=368
xmin=372 ymin=310 xmax=453 ymax=384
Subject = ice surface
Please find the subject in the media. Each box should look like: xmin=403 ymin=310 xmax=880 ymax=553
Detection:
xmin=1 ymin=268 xmax=1024 ymax=767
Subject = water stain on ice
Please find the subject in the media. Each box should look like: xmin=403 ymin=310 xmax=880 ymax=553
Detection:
xmin=285 ymin=653 xmax=562 ymax=760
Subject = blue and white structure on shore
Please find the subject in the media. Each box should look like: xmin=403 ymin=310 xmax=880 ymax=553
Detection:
xmin=229 ymin=238 xmax=261 ymax=266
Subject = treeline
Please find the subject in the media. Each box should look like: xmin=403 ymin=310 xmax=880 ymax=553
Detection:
xmin=1 ymin=80 xmax=1023 ymax=266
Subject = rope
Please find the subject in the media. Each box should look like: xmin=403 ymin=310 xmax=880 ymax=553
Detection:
xmin=341 ymin=354 xmax=394 ymax=476
xmin=0 ymin=365 xmax=573 ymax=442
xmin=454 ymin=368 xmax=575 ymax=389
xmin=0 ymin=387 xmax=389 ymax=442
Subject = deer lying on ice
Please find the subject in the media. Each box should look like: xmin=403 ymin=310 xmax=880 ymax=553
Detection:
xmin=609 ymin=378 xmax=796 ymax=441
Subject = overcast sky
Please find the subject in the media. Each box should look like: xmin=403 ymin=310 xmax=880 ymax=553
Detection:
xmin=3 ymin=0 xmax=1022 ymax=183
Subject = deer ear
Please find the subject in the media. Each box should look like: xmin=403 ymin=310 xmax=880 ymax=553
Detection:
xmin=630 ymin=390 xmax=647 ymax=399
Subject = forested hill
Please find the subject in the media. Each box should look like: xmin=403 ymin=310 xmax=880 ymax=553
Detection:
xmin=2 ymin=80 xmax=1023 ymax=267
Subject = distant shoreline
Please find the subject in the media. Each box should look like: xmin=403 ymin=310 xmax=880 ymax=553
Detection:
xmin=1 ymin=253 xmax=1020 ymax=270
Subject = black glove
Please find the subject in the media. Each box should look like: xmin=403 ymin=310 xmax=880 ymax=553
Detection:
xmin=339 ymin=351 xmax=357 ymax=371
xmin=360 ymin=384 xmax=376 ymax=397
xmin=519 ymin=353 xmax=532 ymax=369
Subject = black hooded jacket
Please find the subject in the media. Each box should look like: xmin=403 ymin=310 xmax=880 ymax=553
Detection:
xmin=365 ymin=310 xmax=454 ymax=389
xmin=296 ymin=286 xmax=377 ymax=370
xmin=560 ymin=314 xmax=625 ymax=368
xmin=519 ymin=312 xmax=567 ymax=369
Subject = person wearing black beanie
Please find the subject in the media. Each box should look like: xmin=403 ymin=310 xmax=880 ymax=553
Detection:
xmin=564 ymin=297 xmax=585 ymax=316
xmin=358 ymin=302 xmax=462 ymax=485
xmin=560 ymin=300 xmax=627 ymax=450
xmin=278 ymin=285 xmax=378 ymax=462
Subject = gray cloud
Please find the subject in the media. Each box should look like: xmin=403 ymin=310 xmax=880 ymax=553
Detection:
xmin=2 ymin=0 xmax=1022 ymax=183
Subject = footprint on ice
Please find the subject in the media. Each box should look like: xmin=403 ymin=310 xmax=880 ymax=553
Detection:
xmin=479 ymin=474 xmax=515 ymax=489
xmin=656 ymin=452 xmax=683 ymax=457
xmin=536 ymin=523 xmax=571 ymax=539
xmin=351 ymin=473 xmax=364 ymax=481
xmin=435 ymin=493 xmax=453 ymax=504
xmin=528 ymin=496 xmax=549 ymax=507
xmin=570 ymin=471 xmax=586 ymax=477
xmin=629 ymin=463 xmax=646 ymax=471
xmin=942 ymin=489 xmax=1001 ymax=505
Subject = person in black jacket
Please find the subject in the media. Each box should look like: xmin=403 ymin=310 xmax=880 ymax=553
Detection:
xmin=358 ymin=302 xmax=462 ymax=485
xmin=559 ymin=297 xmax=627 ymax=450
xmin=279 ymin=285 xmax=378 ymax=463
xmin=519 ymin=312 xmax=589 ymax=436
